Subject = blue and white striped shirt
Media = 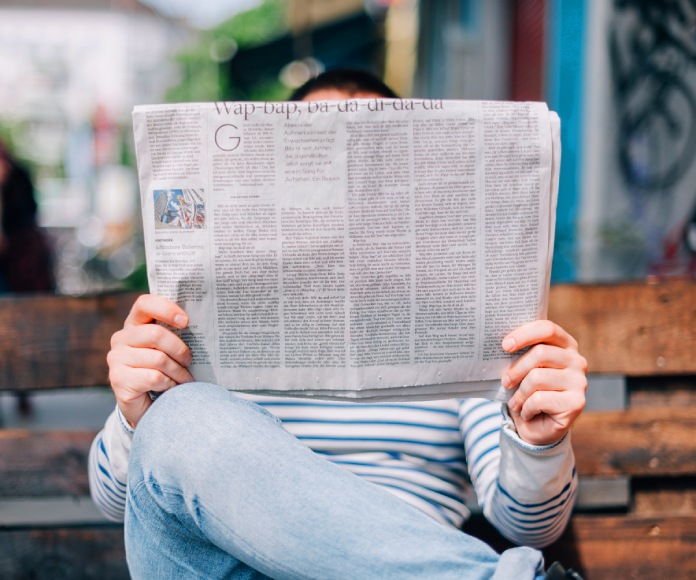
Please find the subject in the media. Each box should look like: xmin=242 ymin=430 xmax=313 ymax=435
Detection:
xmin=89 ymin=395 xmax=577 ymax=548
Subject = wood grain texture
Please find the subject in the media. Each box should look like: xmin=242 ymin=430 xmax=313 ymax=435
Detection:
xmin=0 ymin=527 xmax=127 ymax=579
xmin=467 ymin=513 xmax=696 ymax=580
xmin=548 ymin=280 xmax=696 ymax=375
xmin=572 ymin=407 xmax=696 ymax=477
xmin=544 ymin=514 xmax=696 ymax=580
xmin=633 ymin=477 xmax=696 ymax=516
xmin=0 ymin=282 xmax=692 ymax=387
xmin=628 ymin=375 xmax=696 ymax=407
xmin=0 ymin=292 xmax=139 ymax=391
xmin=0 ymin=430 xmax=95 ymax=496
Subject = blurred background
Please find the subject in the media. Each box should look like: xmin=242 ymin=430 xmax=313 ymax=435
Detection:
xmin=2 ymin=0 xmax=696 ymax=298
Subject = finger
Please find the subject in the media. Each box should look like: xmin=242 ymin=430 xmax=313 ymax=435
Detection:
xmin=136 ymin=369 xmax=179 ymax=394
xmin=502 ymin=320 xmax=578 ymax=353
xmin=112 ymin=324 xmax=192 ymax=368
xmin=518 ymin=389 xmax=585 ymax=425
xmin=110 ymin=345 xmax=194 ymax=386
xmin=109 ymin=366 xmax=175 ymax=397
xmin=508 ymin=368 xmax=584 ymax=411
xmin=125 ymin=294 xmax=188 ymax=329
xmin=502 ymin=344 xmax=585 ymax=389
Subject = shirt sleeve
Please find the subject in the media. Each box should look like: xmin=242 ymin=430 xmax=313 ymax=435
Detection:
xmin=88 ymin=405 xmax=133 ymax=522
xmin=458 ymin=398 xmax=577 ymax=548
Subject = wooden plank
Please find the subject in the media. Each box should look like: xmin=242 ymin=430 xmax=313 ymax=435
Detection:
xmin=572 ymin=407 xmax=696 ymax=477
xmin=544 ymin=514 xmax=696 ymax=580
xmin=0 ymin=292 xmax=139 ymax=391
xmin=633 ymin=477 xmax=696 ymax=516
xmin=575 ymin=476 xmax=630 ymax=510
xmin=0 ymin=497 xmax=111 ymax=527
xmin=0 ymin=527 xmax=127 ymax=580
xmin=628 ymin=375 xmax=696 ymax=408
xmin=0 ymin=282 xmax=692 ymax=386
xmin=548 ymin=280 xmax=696 ymax=375
xmin=466 ymin=513 xmax=696 ymax=580
xmin=0 ymin=430 xmax=95 ymax=497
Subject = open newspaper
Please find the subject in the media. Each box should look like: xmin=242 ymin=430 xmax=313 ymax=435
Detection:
xmin=132 ymin=98 xmax=560 ymax=402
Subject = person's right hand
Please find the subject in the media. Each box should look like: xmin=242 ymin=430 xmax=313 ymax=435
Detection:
xmin=107 ymin=294 xmax=194 ymax=428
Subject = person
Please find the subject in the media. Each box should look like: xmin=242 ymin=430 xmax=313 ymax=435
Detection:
xmin=0 ymin=141 xmax=55 ymax=416
xmin=89 ymin=69 xmax=587 ymax=579
xmin=0 ymin=142 xmax=55 ymax=294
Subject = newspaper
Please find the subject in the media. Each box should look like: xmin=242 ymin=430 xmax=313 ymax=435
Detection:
xmin=132 ymin=98 xmax=560 ymax=402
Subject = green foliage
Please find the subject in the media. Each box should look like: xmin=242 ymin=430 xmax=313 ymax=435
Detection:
xmin=121 ymin=262 xmax=150 ymax=292
xmin=215 ymin=0 xmax=287 ymax=48
xmin=0 ymin=119 xmax=40 ymax=175
xmin=246 ymin=79 xmax=292 ymax=102
xmin=0 ymin=122 xmax=13 ymax=151
xmin=166 ymin=0 xmax=288 ymax=103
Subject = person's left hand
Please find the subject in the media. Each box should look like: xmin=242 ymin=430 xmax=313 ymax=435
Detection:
xmin=501 ymin=320 xmax=587 ymax=446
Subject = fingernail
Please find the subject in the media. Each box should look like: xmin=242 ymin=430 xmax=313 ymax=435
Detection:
xmin=508 ymin=398 xmax=517 ymax=411
xmin=502 ymin=374 xmax=511 ymax=388
xmin=174 ymin=314 xmax=187 ymax=327
xmin=502 ymin=337 xmax=516 ymax=351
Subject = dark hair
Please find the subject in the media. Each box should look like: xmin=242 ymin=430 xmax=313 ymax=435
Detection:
xmin=289 ymin=68 xmax=399 ymax=101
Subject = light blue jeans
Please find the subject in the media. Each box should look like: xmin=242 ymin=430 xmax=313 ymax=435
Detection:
xmin=125 ymin=382 xmax=545 ymax=579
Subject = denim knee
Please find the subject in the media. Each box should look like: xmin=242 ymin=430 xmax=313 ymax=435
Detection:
xmin=129 ymin=382 xmax=280 ymax=486
xmin=136 ymin=382 xmax=227 ymax=437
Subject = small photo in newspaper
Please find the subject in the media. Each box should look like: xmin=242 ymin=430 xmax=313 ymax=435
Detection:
xmin=153 ymin=188 xmax=206 ymax=230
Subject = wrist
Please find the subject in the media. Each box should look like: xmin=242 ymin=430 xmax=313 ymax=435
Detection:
xmin=503 ymin=405 xmax=568 ymax=449
xmin=116 ymin=404 xmax=136 ymax=434
xmin=116 ymin=397 xmax=151 ymax=431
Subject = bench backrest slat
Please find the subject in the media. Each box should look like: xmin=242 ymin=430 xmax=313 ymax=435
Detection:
xmin=548 ymin=281 xmax=696 ymax=375
xmin=1 ymin=282 xmax=694 ymax=390
xmin=572 ymin=407 xmax=696 ymax=477
xmin=0 ymin=430 xmax=94 ymax=497
xmin=0 ymin=292 xmax=138 ymax=391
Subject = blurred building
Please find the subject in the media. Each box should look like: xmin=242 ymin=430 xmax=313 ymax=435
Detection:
xmin=3 ymin=0 xmax=691 ymax=287
xmin=416 ymin=0 xmax=696 ymax=283
xmin=0 ymin=0 xmax=187 ymax=292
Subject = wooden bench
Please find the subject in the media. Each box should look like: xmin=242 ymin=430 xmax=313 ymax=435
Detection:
xmin=0 ymin=292 xmax=137 ymax=578
xmin=1 ymin=282 xmax=695 ymax=578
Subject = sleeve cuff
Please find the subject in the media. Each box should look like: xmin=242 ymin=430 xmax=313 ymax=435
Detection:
xmin=116 ymin=405 xmax=136 ymax=435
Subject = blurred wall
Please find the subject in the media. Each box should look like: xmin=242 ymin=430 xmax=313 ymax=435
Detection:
xmin=579 ymin=0 xmax=696 ymax=281
xmin=416 ymin=0 xmax=696 ymax=282
xmin=415 ymin=0 xmax=511 ymax=101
